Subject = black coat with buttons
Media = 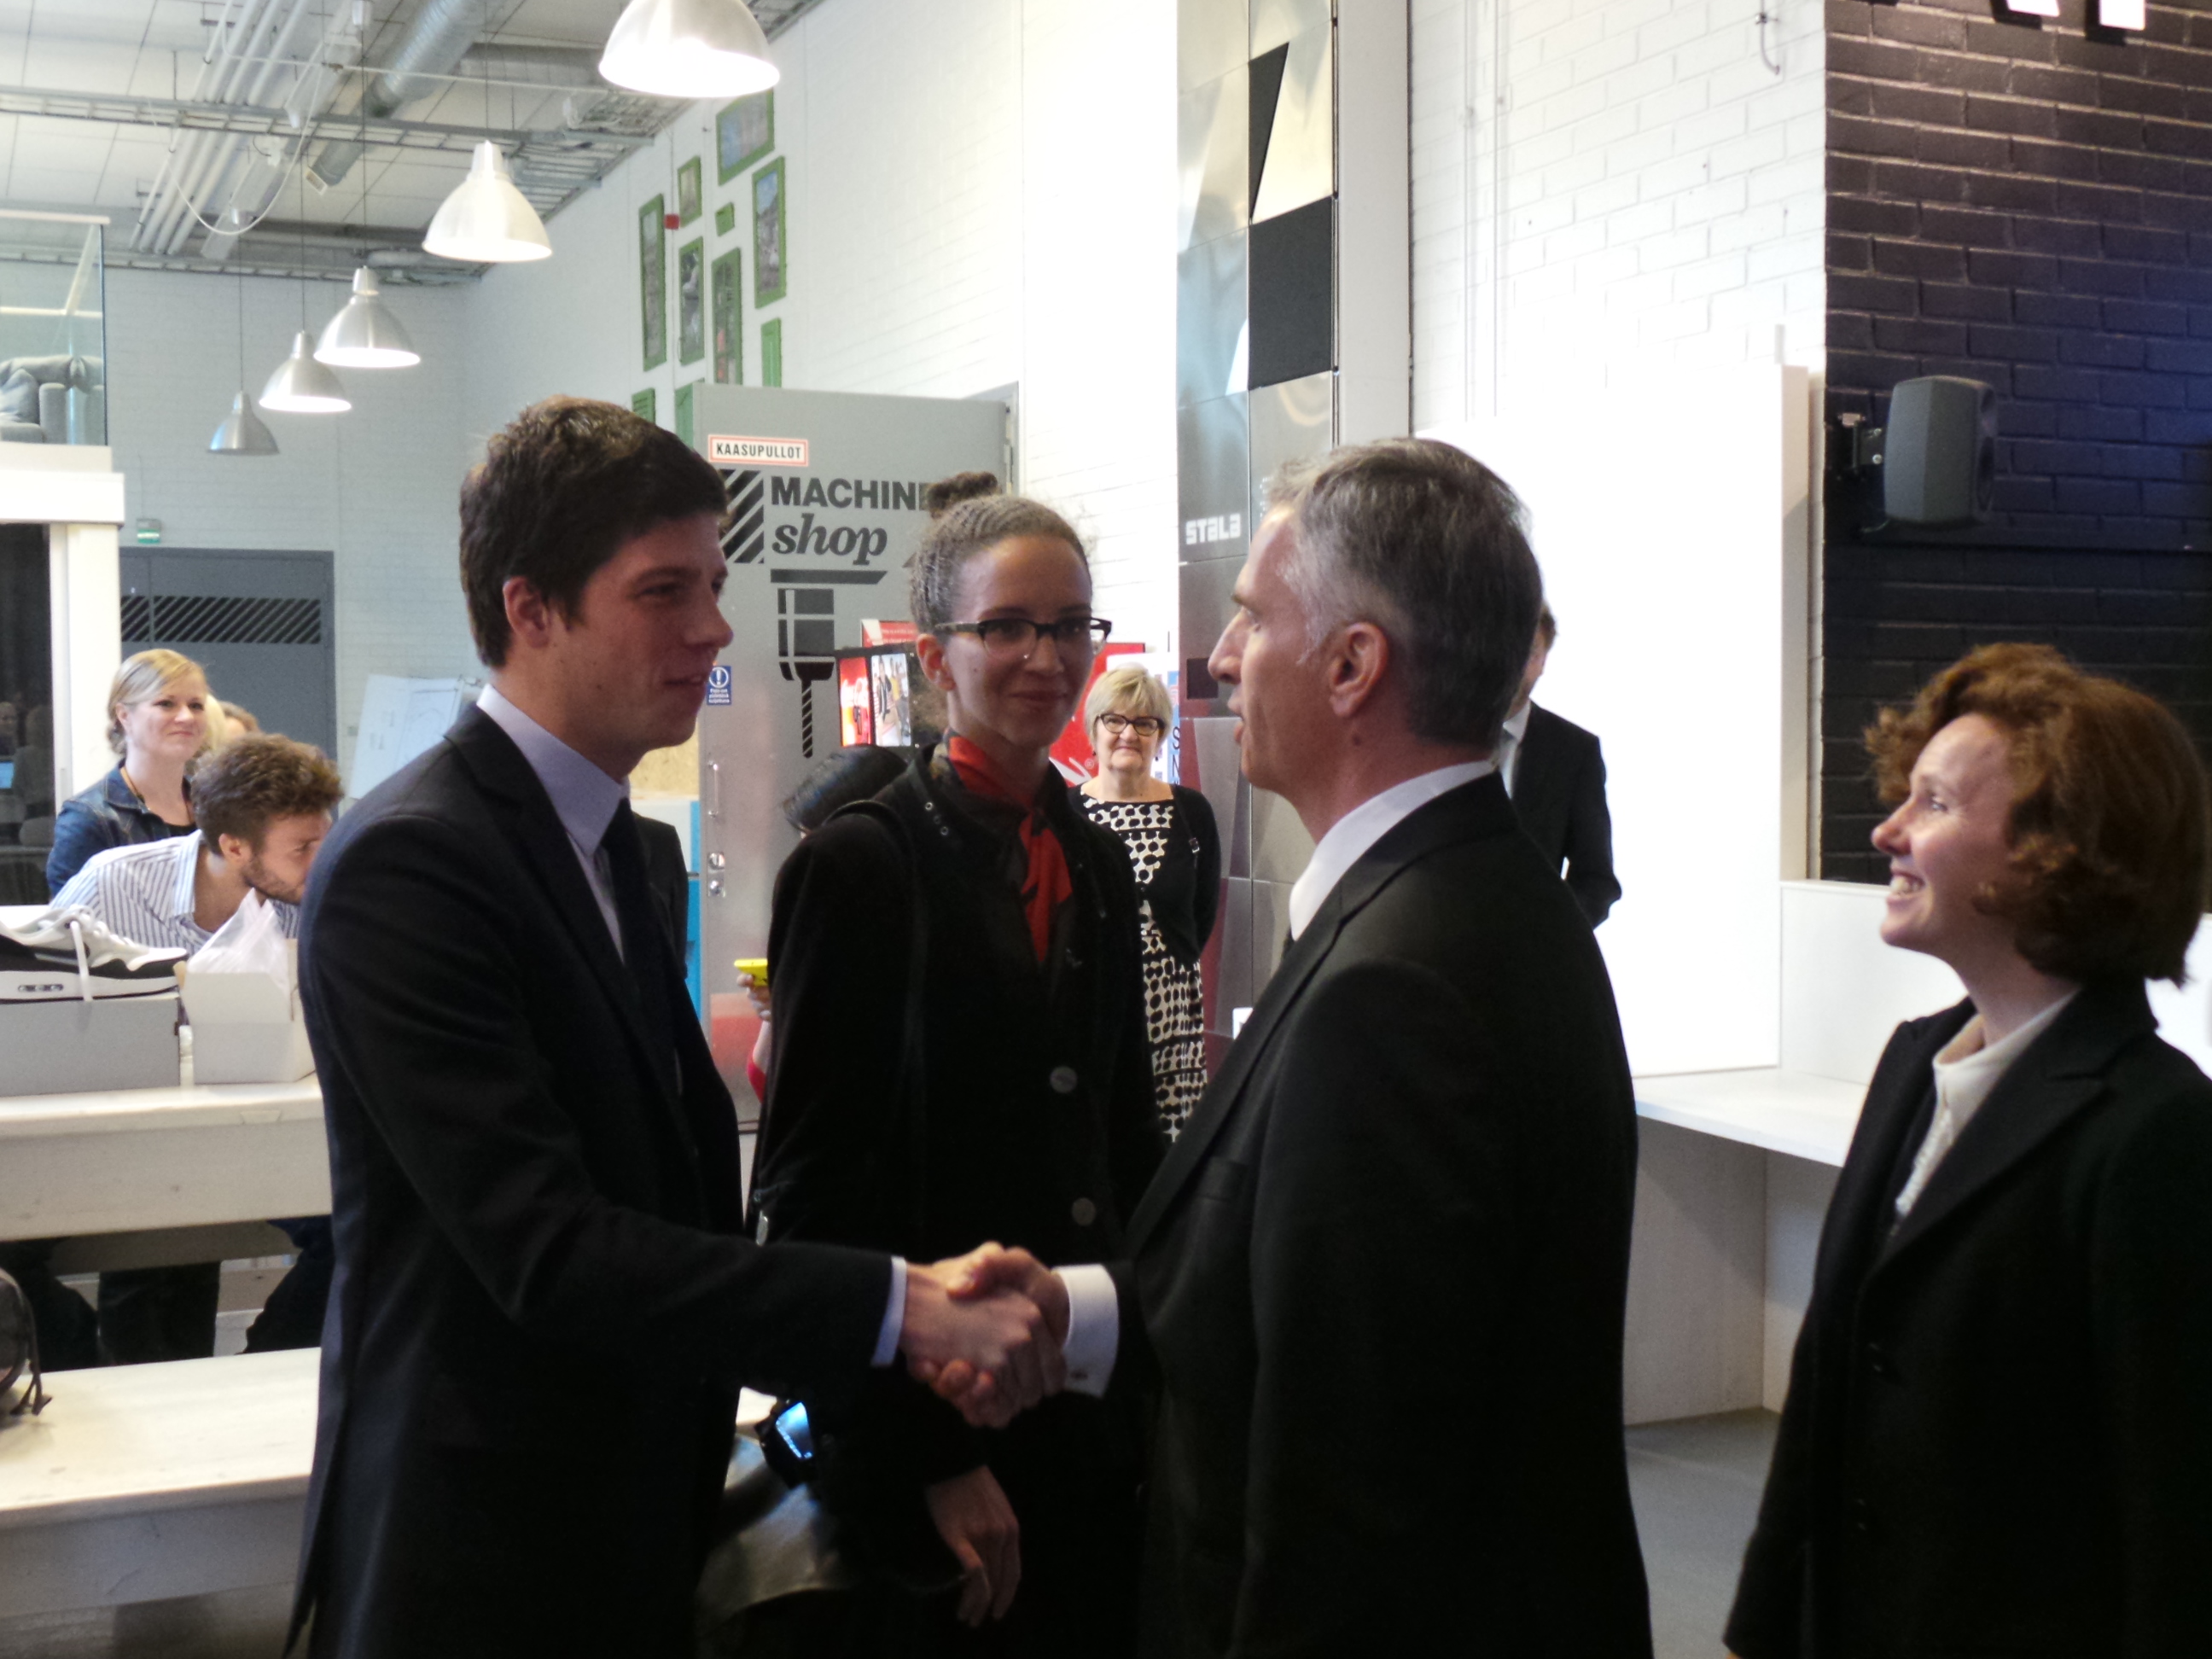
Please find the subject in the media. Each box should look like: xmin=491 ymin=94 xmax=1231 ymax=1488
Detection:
xmin=753 ymin=750 xmax=1162 ymax=1642
xmin=1727 ymin=976 xmax=2212 ymax=1659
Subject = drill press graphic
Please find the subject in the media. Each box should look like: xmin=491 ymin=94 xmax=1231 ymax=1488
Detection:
xmin=775 ymin=579 xmax=838 ymax=757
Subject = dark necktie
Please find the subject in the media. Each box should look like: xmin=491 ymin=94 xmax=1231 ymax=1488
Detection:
xmin=601 ymin=801 xmax=681 ymax=1097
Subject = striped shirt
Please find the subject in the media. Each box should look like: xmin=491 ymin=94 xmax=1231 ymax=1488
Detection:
xmin=50 ymin=830 xmax=300 ymax=954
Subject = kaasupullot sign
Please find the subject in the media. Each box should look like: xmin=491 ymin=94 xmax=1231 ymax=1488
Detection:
xmin=687 ymin=385 xmax=1008 ymax=1085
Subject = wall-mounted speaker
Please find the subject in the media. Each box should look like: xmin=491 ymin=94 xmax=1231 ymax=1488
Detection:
xmin=1883 ymin=375 xmax=1997 ymax=527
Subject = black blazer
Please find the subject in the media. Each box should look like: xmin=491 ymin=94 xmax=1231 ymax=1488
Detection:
xmin=638 ymin=814 xmax=691 ymax=959
xmin=293 ymin=707 xmax=891 ymax=1659
xmin=1146 ymin=785 xmax=1220 ymax=967
xmin=1511 ymin=702 xmax=1620 ymax=927
xmin=1111 ymin=776 xmax=1651 ymax=1658
xmin=753 ymin=756 xmax=1162 ymax=1643
xmin=1728 ymin=978 xmax=2212 ymax=1659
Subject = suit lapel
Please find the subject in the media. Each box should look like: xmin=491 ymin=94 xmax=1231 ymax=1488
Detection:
xmin=446 ymin=709 xmax=683 ymax=1115
xmin=1875 ymin=979 xmax=2151 ymax=1273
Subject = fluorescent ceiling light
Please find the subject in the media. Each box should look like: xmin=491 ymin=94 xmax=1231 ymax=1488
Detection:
xmin=600 ymin=0 xmax=780 ymax=98
xmin=316 ymin=267 xmax=420 ymax=369
xmin=424 ymin=143 xmax=552 ymax=264
xmin=262 ymin=330 xmax=352 ymax=413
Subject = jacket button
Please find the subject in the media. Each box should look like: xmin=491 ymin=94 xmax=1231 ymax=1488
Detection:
xmin=1050 ymin=1065 xmax=1079 ymax=1095
xmin=1071 ymin=1197 xmax=1097 ymax=1226
xmin=1865 ymin=1341 xmax=1894 ymax=1379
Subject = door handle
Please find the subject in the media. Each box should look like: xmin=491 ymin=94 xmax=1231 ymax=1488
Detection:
xmin=707 ymin=759 xmax=723 ymax=820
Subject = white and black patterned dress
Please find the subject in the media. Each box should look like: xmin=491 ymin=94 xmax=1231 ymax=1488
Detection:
xmin=1080 ymin=794 xmax=1208 ymax=1138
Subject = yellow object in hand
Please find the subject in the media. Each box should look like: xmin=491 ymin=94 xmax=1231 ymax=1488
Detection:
xmin=733 ymin=958 xmax=769 ymax=987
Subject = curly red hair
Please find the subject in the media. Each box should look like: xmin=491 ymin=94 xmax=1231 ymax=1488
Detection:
xmin=1866 ymin=643 xmax=2210 ymax=986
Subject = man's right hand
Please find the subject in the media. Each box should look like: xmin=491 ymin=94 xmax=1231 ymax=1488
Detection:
xmin=901 ymin=1244 xmax=1064 ymax=1429
xmin=920 ymin=1247 xmax=1069 ymax=1415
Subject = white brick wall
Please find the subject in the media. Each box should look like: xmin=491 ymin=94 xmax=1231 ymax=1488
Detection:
xmin=104 ymin=266 xmax=476 ymax=778
xmin=1412 ymin=0 xmax=1826 ymax=430
xmin=465 ymin=0 xmax=1181 ymax=656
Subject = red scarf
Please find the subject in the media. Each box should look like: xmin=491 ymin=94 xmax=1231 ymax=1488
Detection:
xmin=947 ymin=736 xmax=1073 ymax=963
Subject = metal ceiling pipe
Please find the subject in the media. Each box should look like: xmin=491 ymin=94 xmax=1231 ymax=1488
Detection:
xmin=308 ymin=0 xmax=493 ymax=191
xmin=143 ymin=0 xmax=303 ymax=252
xmin=131 ymin=0 xmax=275 ymax=249
xmin=159 ymin=0 xmax=323 ymax=255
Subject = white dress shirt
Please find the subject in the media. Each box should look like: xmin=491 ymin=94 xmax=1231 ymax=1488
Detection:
xmin=1494 ymin=703 xmax=1534 ymax=799
xmin=1893 ymin=990 xmax=2079 ymax=1221
xmin=52 ymin=830 xmax=301 ymax=953
xmin=1058 ymin=760 xmax=1501 ymax=1393
xmin=478 ymin=685 xmax=907 ymax=1365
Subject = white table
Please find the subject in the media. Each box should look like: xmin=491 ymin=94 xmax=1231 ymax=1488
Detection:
xmin=0 ymin=1078 xmax=327 ymax=1243
xmin=0 ymin=1349 xmax=319 ymax=1615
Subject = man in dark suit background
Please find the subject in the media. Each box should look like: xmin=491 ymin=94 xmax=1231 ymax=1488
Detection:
xmin=1496 ymin=603 xmax=1621 ymax=926
xmin=293 ymin=398 xmax=1061 ymax=1657
xmin=945 ymin=439 xmax=1652 ymax=1656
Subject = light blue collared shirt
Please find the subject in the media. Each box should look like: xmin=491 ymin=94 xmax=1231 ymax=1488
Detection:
xmin=478 ymin=684 xmax=906 ymax=1365
xmin=478 ymin=685 xmax=627 ymax=955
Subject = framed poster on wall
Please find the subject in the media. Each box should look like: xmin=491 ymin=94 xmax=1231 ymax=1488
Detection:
xmin=638 ymin=195 xmax=667 ymax=370
xmin=631 ymin=387 xmax=656 ymax=426
xmin=715 ymin=201 xmax=736 ymax=236
xmin=678 ymin=237 xmax=706 ymax=364
xmin=675 ymin=381 xmax=702 ymax=446
xmin=760 ymin=317 xmax=783 ymax=387
xmin=712 ymin=248 xmax=742 ymax=383
xmin=676 ymin=158 xmax=703 ymax=225
xmin=717 ymin=91 xmax=774 ymax=183
xmin=753 ymin=158 xmax=787 ymax=306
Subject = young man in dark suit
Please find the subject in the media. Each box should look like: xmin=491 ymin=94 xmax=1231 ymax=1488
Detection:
xmin=291 ymin=399 xmax=1062 ymax=1658
xmin=942 ymin=439 xmax=1653 ymax=1656
xmin=1496 ymin=604 xmax=1621 ymax=926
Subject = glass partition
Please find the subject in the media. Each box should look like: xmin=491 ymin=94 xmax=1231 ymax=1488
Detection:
xmin=0 ymin=212 xmax=107 ymax=447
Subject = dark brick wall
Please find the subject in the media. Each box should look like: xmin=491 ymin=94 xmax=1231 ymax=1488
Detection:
xmin=1820 ymin=0 xmax=2212 ymax=879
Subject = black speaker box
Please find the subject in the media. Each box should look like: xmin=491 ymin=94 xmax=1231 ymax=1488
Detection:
xmin=1884 ymin=375 xmax=1997 ymax=527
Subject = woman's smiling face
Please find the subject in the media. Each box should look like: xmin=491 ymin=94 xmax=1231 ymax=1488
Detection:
xmin=1871 ymin=712 xmax=2023 ymax=975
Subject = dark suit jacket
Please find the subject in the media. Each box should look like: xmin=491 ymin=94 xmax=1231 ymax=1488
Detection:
xmin=1727 ymin=978 xmax=2212 ymax=1659
xmin=1511 ymin=702 xmax=1620 ymax=926
xmin=1112 ymin=776 xmax=1651 ymax=1659
xmin=637 ymin=814 xmax=691 ymax=961
xmin=753 ymin=757 xmax=1161 ymax=1645
xmin=293 ymin=707 xmax=890 ymax=1659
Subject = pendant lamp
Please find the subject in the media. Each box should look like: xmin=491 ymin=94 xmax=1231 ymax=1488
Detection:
xmin=424 ymin=143 xmax=552 ymax=263
xmin=262 ymin=329 xmax=352 ymax=413
xmin=210 ymin=277 xmax=278 ymax=454
xmin=210 ymin=390 xmax=280 ymax=455
xmin=316 ymin=267 xmax=420 ymax=368
xmin=600 ymin=0 xmax=779 ymax=98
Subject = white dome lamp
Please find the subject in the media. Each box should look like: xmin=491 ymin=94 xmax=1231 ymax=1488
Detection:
xmin=600 ymin=0 xmax=780 ymax=98
xmin=261 ymin=330 xmax=352 ymax=414
xmin=316 ymin=266 xmax=420 ymax=369
xmin=424 ymin=143 xmax=552 ymax=264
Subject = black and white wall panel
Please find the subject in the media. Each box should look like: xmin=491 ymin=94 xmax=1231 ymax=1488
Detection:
xmin=1176 ymin=0 xmax=1410 ymax=1039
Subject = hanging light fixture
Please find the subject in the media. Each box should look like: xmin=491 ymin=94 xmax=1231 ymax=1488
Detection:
xmin=316 ymin=267 xmax=420 ymax=368
xmin=211 ymin=276 xmax=278 ymax=455
xmin=424 ymin=143 xmax=551 ymax=263
xmin=599 ymin=0 xmax=779 ymax=98
xmin=263 ymin=329 xmax=352 ymax=413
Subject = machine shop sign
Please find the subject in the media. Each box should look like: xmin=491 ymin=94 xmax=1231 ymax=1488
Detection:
xmin=708 ymin=434 xmax=809 ymax=466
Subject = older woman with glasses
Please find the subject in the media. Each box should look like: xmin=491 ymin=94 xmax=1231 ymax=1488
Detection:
xmin=1075 ymin=665 xmax=1219 ymax=1138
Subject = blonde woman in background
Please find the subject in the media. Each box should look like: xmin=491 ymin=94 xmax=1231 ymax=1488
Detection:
xmin=1075 ymin=664 xmax=1219 ymax=1138
xmin=45 ymin=649 xmax=222 ymax=897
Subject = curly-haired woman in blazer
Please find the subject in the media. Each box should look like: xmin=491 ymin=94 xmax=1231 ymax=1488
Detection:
xmin=1727 ymin=643 xmax=2212 ymax=1659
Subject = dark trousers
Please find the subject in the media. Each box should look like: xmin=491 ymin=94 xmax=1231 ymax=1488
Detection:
xmin=246 ymin=1216 xmax=334 ymax=1352
xmin=97 ymin=1261 xmax=222 ymax=1365
xmin=0 ymin=1238 xmax=98 ymax=1372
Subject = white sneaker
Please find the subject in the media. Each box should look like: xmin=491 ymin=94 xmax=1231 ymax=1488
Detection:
xmin=0 ymin=906 xmax=184 ymax=1003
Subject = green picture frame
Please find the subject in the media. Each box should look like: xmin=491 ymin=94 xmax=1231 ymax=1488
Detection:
xmin=638 ymin=195 xmax=667 ymax=371
xmin=676 ymin=157 xmax=703 ymax=226
xmin=677 ymin=236 xmax=707 ymax=365
xmin=716 ymin=90 xmax=774 ymax=183
xmin=712 ymin=247 xmax=742 ymax=384
xmin=752 ymin=158 xmax=787 ymax=307
xmin=632 ymin=387 xmax=657 ymax=425
xmin=675 ymin=380 xmax=702 ymax=447
xmin=715 ymin=201 xmax=736 ymax=236
xmin=760 ymin=318 xmax=783 ymax=387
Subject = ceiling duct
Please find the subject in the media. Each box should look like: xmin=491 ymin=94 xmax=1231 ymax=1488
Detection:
xmin=308 ymin=0 xmax=495 ymax=192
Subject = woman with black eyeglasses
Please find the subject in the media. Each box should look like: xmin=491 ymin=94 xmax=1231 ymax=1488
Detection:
xmin=750 ymin=496 xmax=1162 ymax=1654
xmin=1075 ymin=666 xmax=1220 ymax=1139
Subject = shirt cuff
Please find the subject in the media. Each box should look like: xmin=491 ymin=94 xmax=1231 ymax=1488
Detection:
xmin=872 ymin=1256 xmax=907 ymax=1367
xmin=1058 ymin=1263 xmax=1120 ymax=1397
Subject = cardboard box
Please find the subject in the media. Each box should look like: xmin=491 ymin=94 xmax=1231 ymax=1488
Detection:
xmin=178 ymin=946 xmax=317 ymax=1086
xmin=0 ymin=993 xmax=182 ymax=1097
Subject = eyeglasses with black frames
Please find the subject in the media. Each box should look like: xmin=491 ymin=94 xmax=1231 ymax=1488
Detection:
xmin=1097 ymin=713 xmax=1165 ymax=738
xmin=940 ymin=616 xmax=1113 ymax=657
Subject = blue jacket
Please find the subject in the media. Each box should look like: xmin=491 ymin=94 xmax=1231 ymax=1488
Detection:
xmin=46 ymin=765 xmax=190 ymax=899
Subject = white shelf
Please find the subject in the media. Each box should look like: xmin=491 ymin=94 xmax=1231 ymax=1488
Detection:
xmin=1633 ymin=1067 xmax=1863 ymax=1167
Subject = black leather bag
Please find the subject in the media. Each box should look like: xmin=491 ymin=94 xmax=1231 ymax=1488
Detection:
xmin=1 ymin=1267 xmax=50 ymax=1419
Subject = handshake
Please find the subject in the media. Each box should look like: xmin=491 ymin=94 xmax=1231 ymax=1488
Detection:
xmin=899 ymin=1243 xmax=1074 ymax=1429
